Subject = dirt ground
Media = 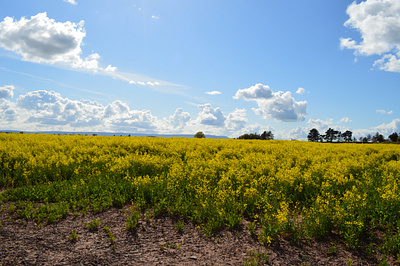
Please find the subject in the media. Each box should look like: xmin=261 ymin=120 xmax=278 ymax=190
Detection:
xmin=0 ymin=205 xmax=397 ymax=265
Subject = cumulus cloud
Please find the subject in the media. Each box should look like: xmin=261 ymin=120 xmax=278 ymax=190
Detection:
xmin=0 ymin=85 xmax=14 ymax=98
xmin=206 ymin=91 xmax=222 ymax=95
xmin=230 ymin=123 xmax=263 ymax=138
xmin=307 ymin=118 xmax=334 ymax=132
xmin=0 ymin=98 xmax=21 ymax=125
xmin=296 ymin=87 xmax=306 ymax=95
xmin=279 ymin=126 xmax=308 ymax=140
xmin=167 ymin=108 xmax=191 ymax=131
xmin=17 ymin=90 xmax=104 ymax=127
xmin=12 ymin=90 xmax=164 ymax=131
xmin=0 ymin=13 xmax=102 ymax=70
xmin=373 ymin=118 xmax=400 ymax=135
xmin=225 ymin=108 xmax=248 ymax=131
xmin=340 ymin=0 xmax=400 ymax=72
xmin=196 ymin=103 xmax=226 ymax=126
xmin=340 ymin=117 xmax=352 ymax=123
xmin=109 ymin=109 xmax=158 ymax=131
xmin=64 ymin=0 xmax=77 ymax=5
xmin=234 ymin=83 xmax=307 ymax=122
xmin=0 ymin=89 xmax=253 ymax=136
xmin=233 ymin=84 xmax=273 ymax=100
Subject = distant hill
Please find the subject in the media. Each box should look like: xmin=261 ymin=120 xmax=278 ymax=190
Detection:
xmin=0 ymin=130 xmax=229 ymax=139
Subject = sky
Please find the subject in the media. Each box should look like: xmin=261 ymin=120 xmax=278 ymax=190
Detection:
xmin=0 ymin=0 xmax=399 ymax=139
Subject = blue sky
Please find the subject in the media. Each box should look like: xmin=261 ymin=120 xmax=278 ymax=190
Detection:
xmin=0 ymin=0 xmax=399 ymax=139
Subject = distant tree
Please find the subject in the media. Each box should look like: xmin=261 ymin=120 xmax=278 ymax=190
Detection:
xmin=388 ymin=132 xmax=399 ymax=142
xmin=324 ymin=128 xmax=339 ymax=142
xmin=373 ymin=132 xmax=384 ymax=143
xmin=337 ymin=131 xmax=343 ymax=142
xmin=260 ymin=131 xmax=274 ymax=140
xmin=194 ymin=131 xmax=205 ymax=138
xmin=366 ymin=134 xmax=372 ymax=142
xmin=307 ymin=128 xmax=321 ymax=142
xmin=260 ymin=131 xmax=267 ymax=140
xmin=341 ymin=130 xmax=353 ymax=142
xmin=238 ymin=133 xmax=260 ymax=139
xmin=238 ymin=133 xmax=249 ymax=139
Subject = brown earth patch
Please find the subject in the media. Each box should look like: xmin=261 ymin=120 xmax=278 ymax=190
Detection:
xmin=0 ymin=205 xmax=397 ymax=265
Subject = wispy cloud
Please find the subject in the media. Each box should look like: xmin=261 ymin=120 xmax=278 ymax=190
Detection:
xmin=206 ymin=91 xmax=222 ymax=95
xmin=376 ymin=109 xmax=393 ymax=115
xmin=0 ymin=13 xmax=186 ymax=95
xmin=64 ymin=0 xmax=77 ymax=5
xmin=0 ymin=67 xmax=107 ymax=96
xmin=339 ymin=117 xmax=352 ymax=123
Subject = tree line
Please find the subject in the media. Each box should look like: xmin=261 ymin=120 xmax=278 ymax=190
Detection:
xmin=308 ymin=128 xmax=399 ymax=143
xmin=194 ymin=128 xmax=399 ymax=142
xmin=238 ymin=131 xmax=274 ymax=140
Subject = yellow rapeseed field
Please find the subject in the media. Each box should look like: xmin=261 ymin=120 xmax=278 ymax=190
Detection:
xmin=1 ymin=133 xmax=400 ymax=256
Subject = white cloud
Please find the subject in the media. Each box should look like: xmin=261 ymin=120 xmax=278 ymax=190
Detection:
xmin=147 ymin=81 xmax=160 ymax=86
xmin=167 ymin=108 xmax=191 ymax=131
xmin=105 ymin=65 xmax=117 ymax=72
xmin=340 ymin=0 xmax=400 ymax=73
xmin=17 ymin=90 xmax=104 ymax=127
xmin=0 ymin=13 xmax=185 ymax=92
xmin=377 ymin=109 xmax=393 ymax=115
xmin=233 ymin=84 xmax=273 ymax=100
xmin=206 ymin=91 xmax=222 ymax=95
xmin=234 ymin=83 xmax=307 ymax=122
xmin=0 ymin=13 xmax=102 ymax=71
xmin=0 ymin=85 xmax=14 ymax=98
xmin=373 ymin=118 xmax=400 ymax=135
xmin=0 ymin=98 xmax=21 ymax=125
xmin=340 ymin=117 xmax=352 ymax=123
xmin=151 ymin=15 xmax=160 ymax=20
xmin=373 ymin=52 xmax=400 ymax=72
xmin=5 ymin=88 xmax=397 ymax=139
xmin=196 ymin=103 xmax=226 ymax=126
xmin=307 ymin=118 xmax=334 ymax=132
xmin=0 ymin=89 xmax=248 ymax=135
xmin=129 ymin=80 xmax=161 ymax=87
xmin=296 ymin=87 xmax=306 ymax=95
xmin=108 ymin=109 xmax=158 ymax=131
xmin=279 ymin=126 xmax=308 ymax=141
xmin=225 ymin=108 xmax=248 ymax=131
xmin=129 ymin=80 xmax=146 ymax=86
xmin=230 ymin=123 xmax=263 ymax=139
xmin=64 ymin=0 xmax=77 ymax=5
xmin=12 ymin=90 xmax=165 ymax=131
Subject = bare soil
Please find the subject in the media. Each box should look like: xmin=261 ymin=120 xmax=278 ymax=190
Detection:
xmin=0 ymin=205 xmax=397 ymax=265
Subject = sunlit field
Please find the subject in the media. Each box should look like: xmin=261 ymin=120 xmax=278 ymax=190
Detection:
xmin=1 ymin=133 xmax=400 ymax=260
